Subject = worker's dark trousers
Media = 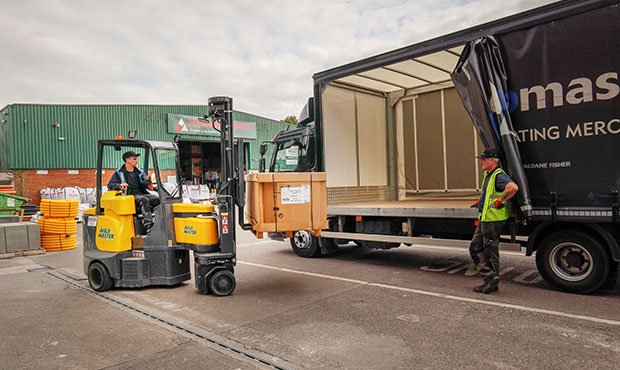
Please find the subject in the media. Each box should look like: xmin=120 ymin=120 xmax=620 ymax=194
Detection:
xmin=134 ymin=194 xmax=160 ymax=231
xmin=469 ymin=221 xmax=505 ymax=278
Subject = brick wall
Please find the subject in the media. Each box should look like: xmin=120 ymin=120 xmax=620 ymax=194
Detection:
xmin=13 ymin=168 xmax=178 ymax=204
xmin=14 ymin=169 xmax=115 ymax=204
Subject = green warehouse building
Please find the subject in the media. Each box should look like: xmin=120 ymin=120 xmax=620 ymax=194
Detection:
xmin=0 ymin=104 xmax=293 ymax=203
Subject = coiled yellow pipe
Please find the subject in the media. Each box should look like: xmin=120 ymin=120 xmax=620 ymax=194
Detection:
xmin=39 ymin=200 xmax=79 ymax=252
xmin=40 ymin=234 xmax=77 ymax=251
xmin=38 ymin=217 xmax=77 ymax=235
xmin=40 ymin=199 xmax=79 ymax=218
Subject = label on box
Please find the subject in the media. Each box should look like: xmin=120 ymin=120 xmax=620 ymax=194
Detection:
xmin=6 ymin=198 xmax=15 ymax=207
xmin=281 ymin=185 xmax=310 ymax=204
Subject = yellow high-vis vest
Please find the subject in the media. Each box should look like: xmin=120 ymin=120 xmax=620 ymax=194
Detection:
xmin=480 ymin=168 xmax=510 ymax=222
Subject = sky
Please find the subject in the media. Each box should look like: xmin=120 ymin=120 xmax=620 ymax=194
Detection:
xmin=0 ymin=0 xmax=557 ymax=121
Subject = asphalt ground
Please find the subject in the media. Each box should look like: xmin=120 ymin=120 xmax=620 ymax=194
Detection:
xmin=1 ymin=226 xmax=618 ymax=369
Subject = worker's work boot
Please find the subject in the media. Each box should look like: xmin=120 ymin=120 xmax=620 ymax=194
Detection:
xmin=483 ymin=276 xmax=500 ymax=293
xmin=473 ymin=276 xmax=500 ymax=294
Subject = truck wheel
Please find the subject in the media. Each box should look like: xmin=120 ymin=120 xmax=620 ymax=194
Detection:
xmin=88 ymin=262 xmax=113 ymax=292
xmin=208 ymin=269 xmax=236 ymax=296
xmin=536 ymin=231 xmax=610 ymax=294
xmin=290 ymin=230 xmax=321 ymax=258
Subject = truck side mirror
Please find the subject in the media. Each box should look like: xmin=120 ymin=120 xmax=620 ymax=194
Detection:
xmin=259 ymin=143 xmax=268 ymax=156
xmin=259 ymin=157 xmax=266 ymax=173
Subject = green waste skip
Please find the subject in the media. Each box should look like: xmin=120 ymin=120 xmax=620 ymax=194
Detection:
xmin=0 ymin=192 xmax=29 ymax=215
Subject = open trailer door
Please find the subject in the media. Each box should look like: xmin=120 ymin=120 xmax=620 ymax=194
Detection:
xmin=451 ymin=36 xmax=532 ymax=218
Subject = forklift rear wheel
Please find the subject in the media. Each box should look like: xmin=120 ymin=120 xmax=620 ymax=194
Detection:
xmin=209 ymin=269 xmax=236 ymax=296
xmin=88 ymin=262 xmax=113 ymax=292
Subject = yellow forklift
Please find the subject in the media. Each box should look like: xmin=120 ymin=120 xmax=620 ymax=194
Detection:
xmin=83 ymin=97 xmax=248 ymax=296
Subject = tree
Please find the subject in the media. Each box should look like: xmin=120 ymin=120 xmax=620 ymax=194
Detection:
xmin=282 ymin=115 xmax=298 ymax=125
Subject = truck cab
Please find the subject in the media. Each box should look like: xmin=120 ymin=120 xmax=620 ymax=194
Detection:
xmin=261 ymin=98 xmax=317 ymax=174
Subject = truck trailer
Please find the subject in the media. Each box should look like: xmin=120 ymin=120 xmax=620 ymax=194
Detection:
xmin=259 ymin=0 xmax=620 ymax=294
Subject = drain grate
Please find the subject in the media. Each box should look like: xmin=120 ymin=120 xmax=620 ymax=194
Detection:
xmin=47 ymin=271 xmax=291 ymax=370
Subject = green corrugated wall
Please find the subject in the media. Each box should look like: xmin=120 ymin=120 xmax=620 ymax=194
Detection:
xmin=0 ymin=104 xmax=294 ymax=170
xmin=0 ymin=106 xmax=9 ymax=169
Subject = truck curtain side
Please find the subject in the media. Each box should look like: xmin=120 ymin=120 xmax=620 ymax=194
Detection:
xmin=265 ymin=0 xmax=620 ymax=293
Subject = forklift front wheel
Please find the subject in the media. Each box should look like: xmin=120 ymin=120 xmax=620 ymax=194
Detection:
xmin=209 ymin=269 xmax=236 ymax=296
xmin=88 ymin=262 xmax=114 ymax=292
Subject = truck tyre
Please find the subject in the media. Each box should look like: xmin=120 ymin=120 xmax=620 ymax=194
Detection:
xmin=208 ymin=269 xmax=236 ymax=296
xmin=88 ymin=262 xmax=113 ymax=292
xmin=536 ymin=230 xmax=610 ymax=294
xmin=290 ymin=230 xmax=321 ymax=258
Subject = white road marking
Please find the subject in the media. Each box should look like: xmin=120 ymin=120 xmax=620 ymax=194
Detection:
xmin=240 ymin=261 xmax=368 ymax=285
xmin=236 ymin=240 xmax=275 ymax=248
xmin=513 ymin=270 xmax=544 ymax=284
xmin=498 ymin=267 xmax=516 ymax=276
xmin=239 ymin=261 xmax=620 ymax=327
xmin=421 ymin=262 xmax=461 ymax=272
xmin=447 ymin=264 xmax=470 ymax=274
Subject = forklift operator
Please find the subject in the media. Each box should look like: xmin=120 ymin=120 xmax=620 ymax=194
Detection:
xmin=107 ymin=151 xmax=160 ymax=233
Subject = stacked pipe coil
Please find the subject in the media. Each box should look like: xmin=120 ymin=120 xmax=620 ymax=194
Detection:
xmin=39 ymin=199 xmax=79 ymax=251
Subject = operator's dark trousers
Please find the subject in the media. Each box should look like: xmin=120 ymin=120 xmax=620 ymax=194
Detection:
xmin=469 ymin=221 xmax=505 ymax=278
xmin=134 ymin=194 xmax=160 ymax=231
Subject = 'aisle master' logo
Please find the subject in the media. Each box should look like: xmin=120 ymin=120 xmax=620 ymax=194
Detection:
xmin=98 ymin=228 xmax=115 ymax=239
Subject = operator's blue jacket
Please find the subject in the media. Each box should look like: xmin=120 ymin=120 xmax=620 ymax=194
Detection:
xmin=107 ymin=165 xmax=150 ymax=193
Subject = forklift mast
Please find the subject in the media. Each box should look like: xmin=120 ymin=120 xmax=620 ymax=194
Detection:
xmin=205 ymin=97 xmax=251 ymax=253
xmin=208 ymin=97 xmax=236 ymax=254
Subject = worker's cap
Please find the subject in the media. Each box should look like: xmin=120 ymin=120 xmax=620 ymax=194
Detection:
xmin=122 ymin=150 xmax=141 ymax=161
xmin=476 ymin=148 xmax=500 ymax=159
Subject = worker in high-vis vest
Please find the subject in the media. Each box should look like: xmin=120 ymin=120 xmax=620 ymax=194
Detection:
xmin=469 ymin=148 xmax=519 ymax=294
